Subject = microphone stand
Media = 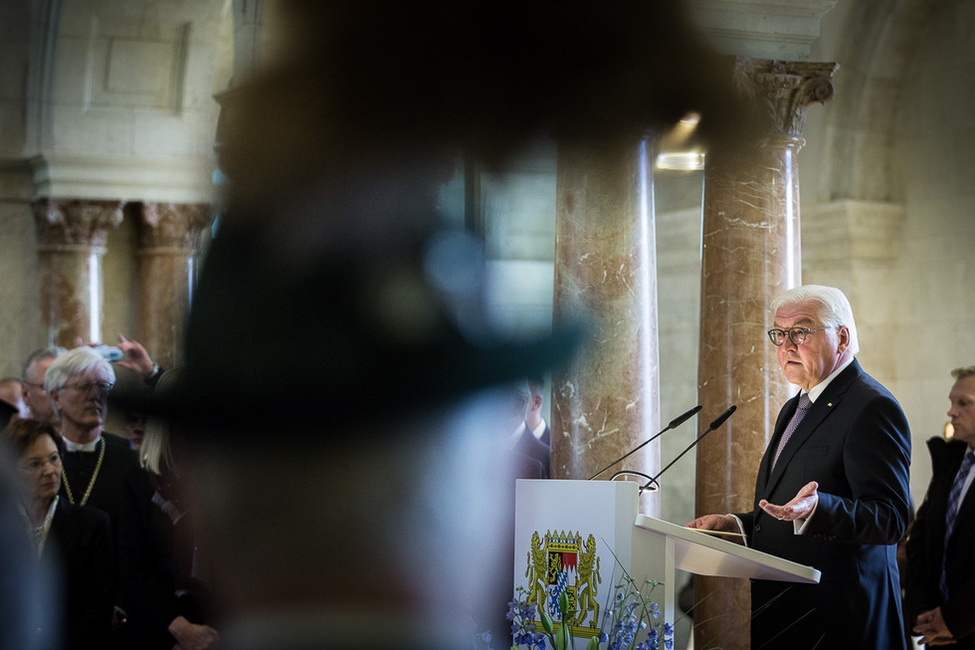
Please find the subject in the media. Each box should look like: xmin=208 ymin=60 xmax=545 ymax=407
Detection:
xmin=588 ymin=405 xmax=702 ymax=480
xmin=639 ymin=405 xmax=737 ymax=493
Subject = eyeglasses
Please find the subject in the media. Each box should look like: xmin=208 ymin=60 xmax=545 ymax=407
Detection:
xmin=767 ymin=326 xmax=838 ymax=347
xmin=64 ymin=380 xmax=114 ymax=394
xmin=22 ymin=381 xmax=45 ymax=392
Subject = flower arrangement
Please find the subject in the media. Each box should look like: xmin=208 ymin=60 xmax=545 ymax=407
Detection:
xmin=504 ymin=567 xmax=674 ymax=650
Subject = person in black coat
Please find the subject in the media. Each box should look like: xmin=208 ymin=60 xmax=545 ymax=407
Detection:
xmin=2 ymin=418 xmax=114 ymax=650
xmin=688 ymin=285 xmax=912 ymax=650
xmin=906 ymin=366 xmax=975 ymax=648
xmin=527 ymin=376 xmax=552 ymax=446
xmin=509 ymin=380 xmax=551 ymax=478
xmin=119 ymin=369 xmax=217 ymax=650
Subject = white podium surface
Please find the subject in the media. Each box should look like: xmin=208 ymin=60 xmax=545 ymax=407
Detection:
xmin=633 ymin=514 xmax=821 ymax=584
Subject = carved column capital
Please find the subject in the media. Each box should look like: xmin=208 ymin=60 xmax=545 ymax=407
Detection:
xmin=32 ymin=198 xmax=124 ymax=252
xmin=136 ymin=202 xmax=213 ymax=252
xmin=733 ymin=57 xmax=839 ymax=139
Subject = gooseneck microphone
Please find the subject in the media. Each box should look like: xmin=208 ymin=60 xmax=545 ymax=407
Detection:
xmin=638 ymin=405 xmax=737 ymax=493
xmin=588 ymin=404 xmax=702 ymax=480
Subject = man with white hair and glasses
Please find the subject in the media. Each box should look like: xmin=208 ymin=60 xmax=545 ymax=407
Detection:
xmin=689 ymin=284 xmax=912 ymax=649
xmin=45 ymin=347 xmax=138 ymax=541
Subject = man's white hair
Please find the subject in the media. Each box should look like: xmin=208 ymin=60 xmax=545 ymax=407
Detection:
xmin=771 ymin=285 xmax=859 ymax=355
xmin=43 ymin=347 xmax=116 ymax=393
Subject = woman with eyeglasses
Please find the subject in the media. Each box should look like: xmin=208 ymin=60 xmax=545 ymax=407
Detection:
xmin=1 ymin=418 xmax=114 ymax=650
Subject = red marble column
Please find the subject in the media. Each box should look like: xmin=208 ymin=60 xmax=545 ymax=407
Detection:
xmin=32 ymin=199 xmax=124 ymax=347
xmin=552 ymin=136 xmax=661 ymax=516
xmin=693 ymin=58 xmax=837 ymax=649
xmin=135 ymin=202 xmax=212 ymax=368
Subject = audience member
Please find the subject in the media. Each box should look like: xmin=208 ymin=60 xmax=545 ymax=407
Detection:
xmin=0 ymin=444 xmax=58 ymax=650
xmin=0 ymin=377 xmax=28 ymax=422
xmin=0 ymin=399 xmax=17 ymax=432
xmin=687 ymin=284 xmax=912 ymax=649
xmin=21 ymin=346 xmax=67 ymax=427
xmin=46 ymin=346 xmax=139 ymax=643
xmin=479 ymin=381 xmax=550 ymax=645
xmin=527 ymin=375 xmax=551 ymax=446
xmin=45 ymin=347 xmax=139 ymax=536
xmin=119 ymin=369 xmax=218 ymax=650
xmin=121 ymin=412 xmax=147 ymax=452
xmin=509 ymin=379 xmax=551 ymax=478
xmin=2 ymin=418 xmax=114 ymax=650
xmin=906 ymin=366 xmax=975 ymax=648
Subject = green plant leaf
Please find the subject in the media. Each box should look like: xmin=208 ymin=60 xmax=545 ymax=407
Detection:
xmin=541 ymin=610 xmax=555 ymax=635
xmin=585 ymin=634 xmax=601 ymax=650
xmin=555 ymin=623 xmax=570 ymax=650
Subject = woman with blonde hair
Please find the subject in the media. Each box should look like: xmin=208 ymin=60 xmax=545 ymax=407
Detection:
xmin=118 ymin=369 xmax=218 ymax=650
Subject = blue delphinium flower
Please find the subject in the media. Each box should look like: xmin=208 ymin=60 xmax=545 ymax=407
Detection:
xmin=506 ymin=600 xmax=522 ymax=629
xmin=510 ymin=577 xmax=673 ymax=650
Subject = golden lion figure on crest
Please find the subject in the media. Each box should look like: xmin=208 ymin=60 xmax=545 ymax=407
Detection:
xmin=573 ymin=533 xmax=600 ymax=627
xmin=525 ymin=531 xmax=548 ymax=610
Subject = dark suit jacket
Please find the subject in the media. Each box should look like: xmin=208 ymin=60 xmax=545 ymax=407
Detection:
xmin=513 ymin=423 xmax=550 ymax=478
xmin=905 ymin=438 xmax=975 ymax=648
xmin=45 ymin=498 xmax=115 ymax=650
xmin=736 ymin=359 xmax=912 ymax=650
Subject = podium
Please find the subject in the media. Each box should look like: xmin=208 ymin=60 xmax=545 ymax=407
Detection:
xmin=513 ymin=479 xmax=819 ymax=648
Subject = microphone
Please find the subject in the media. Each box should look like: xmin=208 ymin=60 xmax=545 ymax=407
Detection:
xmin=588 ymin=405 xmax=702 ymax=480
xmin=638 ymin=405 xmax=737 ymax=493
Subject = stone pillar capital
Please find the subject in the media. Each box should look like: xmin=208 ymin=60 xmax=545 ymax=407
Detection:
xmin=132 ymin=201 xmax=213 ymax=369
xmin=137 ymin=202 xmax=213 ymax=251
xmin=733 ymin=57 xmax=839 ymax=139
xmin=31 ymin=198 xmax=124 ymax=252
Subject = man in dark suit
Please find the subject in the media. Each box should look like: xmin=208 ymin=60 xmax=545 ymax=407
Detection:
xmin=510 ymin=380 xmax=551 ymax=478
xmin=22 ymin=346 xmax=67 ymax=428
xmin=527 ymin=376 xmax=552 ymax=446
xmin=688 ymin=284 xmax=912 ymax=649
xmin=906 ymin=366 xmax=975 ymax=648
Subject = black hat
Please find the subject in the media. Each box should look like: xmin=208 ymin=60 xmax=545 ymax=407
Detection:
xmin=0 ymin=401 xmax=16 ymax=432
xmin=112 ymin=193 xmax=582 ymax=434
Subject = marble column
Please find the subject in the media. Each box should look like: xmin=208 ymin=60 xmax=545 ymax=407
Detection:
xmin=552 ymin=136 xmax=661 ymax=516
xmin=32 ymin=198 xmax=124 ymax=347
xmin=693 ymin=58 xmax=837 ymax=649
xmin=135 ymin=202 xmax=212 ymax=369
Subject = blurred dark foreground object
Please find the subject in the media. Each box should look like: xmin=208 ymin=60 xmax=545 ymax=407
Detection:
xmin=218 ymin=0 xmax=757 ymax=210
xmin=113 ymin=204 xmax=583 ymax=432
xmin=117 ymin=1 xmax=752 ymax=434
xmin=107 ymin=4 xmax=758 ymax=648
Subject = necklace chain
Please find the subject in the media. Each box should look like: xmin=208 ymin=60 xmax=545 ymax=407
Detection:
xmin=62 ymin=437 xmax=105 ymax=507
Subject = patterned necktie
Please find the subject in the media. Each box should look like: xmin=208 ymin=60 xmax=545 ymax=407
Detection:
xmin=940 ymin=450 xmax=975 ymax=598
xmin=772 ymin=393 xmax=813 ymax=470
